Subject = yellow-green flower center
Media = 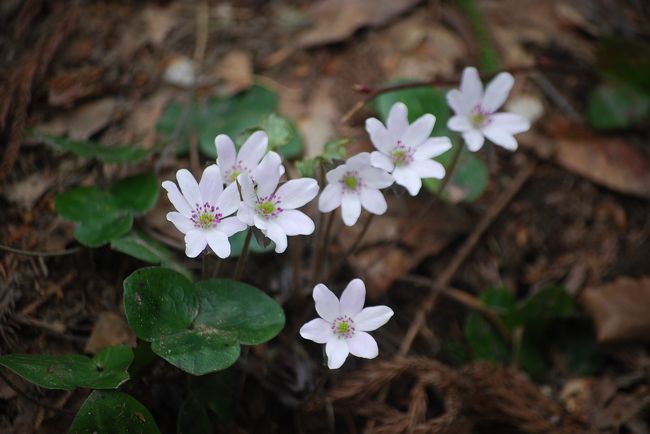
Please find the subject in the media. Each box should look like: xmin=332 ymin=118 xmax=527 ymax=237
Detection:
xmin=392 ymin=148 xmax=407 ymax=166
xmin=344 ymin=175 xmax=358 ymax=189
xmin=471 ymin=113 xmax=486 ymax=127
xmin=336 ymin=322 xmax=350 ymax=334
xmin=257 ymin=201 xmax=276 ymax=216
xmin=331 ymin=315 xmax=355 ymax=339
xmin=197 ymin=213 xmax=214 ymax=227
xmin=228 ymin=170 xmax=240 ymax=183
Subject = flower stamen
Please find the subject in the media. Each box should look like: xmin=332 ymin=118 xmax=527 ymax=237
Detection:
xmin=391 ymin=141 xmax=413 ymax=166
xmin=191 ymin=202 xmax=222 ymax=229
xmin=256 ymin=194 xmax=283 ymax=218
xmin=331 ymin=315 xmax=355 ymax=340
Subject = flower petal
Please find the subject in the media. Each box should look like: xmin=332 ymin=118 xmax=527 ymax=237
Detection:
xmin=370 ymin=151 xmax=395 ymax=173
xmin=238 ymin=131 xmax=268 ymax=170
xmin=166 ymin=211 xmax=194 ymax=234
xmin=447 ymin=115 xmax=473 ymax=133
xmin=482 ymin=125 xmax=518 ymax=151
xmin=253 ymin=214 xmax=268 ymax=230
xmin=462 ymin=129 xmax=485 ymax=152
xmin=460 ymin=66 xmax=483 ymax=108
xmin=410 ymin=159 xmax=445 ymax=180
xmin=413 ymin=137 xmax=452 ymax=160
xmin=365 ymin=118 xmax=393 ymax=153
xmin=393 ymin=166 xmax=422 ymax=196
xmin=265 ymin=220 xmax=287 ymax=253
xmin=184 ymin=230 xmax=207 ymax=258
xmin=401 ymin=114 xmax=435 ymax=148
xmin=236 ymin=173 xmax=257 ymax=207
xmin=300 ymin=318 xmax=332 ymax=344
xmin=276 ymin=178 xmax=319 ymax=209
xmin=345 ymin=152 xmax=372 ymax=171
xmin=339 ymin=278 xmax=366 ymax=317
xmin=199 ymin=165 xmax=224 ymax=203
xmin=360 ymin=166 xmax=394 ymax=189
xmin=219 ymin=216 xmax=247 ymax=237
xmin=215 ymin=134 xmax=236 ymax=170
xmin=360 ymin=188 xmax=387 ymax=215
xmin=176 ymin=169 xmax=203 ymax=208
xmin=216 ymin=182 xmax=241 ymax=216
xmin=313 ymin=283 xmax=340 ymax=322
xmin=348 ymin=331 xmax=379 ymax=359
xmin=326 ymin=338 xmax=349 ymax=369
xmin=482 ymin=72 xmax=514 ymax=113
xmin=447 ymin=89 xmax=469 ymax=115
xmin=341 ymin=193 xmax=362 ymax=226
xmin=319 ymin=184 xmax=342 ymax=213
xmin=354 ymin=306 xmax=394 ymax=331
xmin=237 ymin=203 xmax=255 ymax=226
xmin=206 ymin=230 xmax=231 ymax=259
xmin=162 ymin=181 xmax=192 ymax=217
xmin=325 ymin=165 xmax=347 ymax=184
xmin=489 ymin=112 xmax=530 ymax=134
xmin=386 ymin=102 xmax=409 ymax=137
xmin=276 ymin=210 xmax=315 ymax=236
xmin=254 ymin=152 xmax=282 ymax=198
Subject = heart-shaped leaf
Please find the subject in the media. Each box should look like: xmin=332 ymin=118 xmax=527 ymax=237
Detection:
xmin=0 ymin=345 xmax=132 ymax=390
xmin=587 ymin=81 xmax=650 ymax=130
xmin=69 ymin=390 xmax=160 ymax=434
xmin=123 ymin=267 xmax=285 ymax=375
xmin=110 ymin=173 xmax=159 ymax=214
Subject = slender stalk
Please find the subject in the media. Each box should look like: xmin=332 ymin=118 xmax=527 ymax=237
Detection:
xmin=336 ymin=213 xmax=374 ymax=268
xmin=302 ymin=365 xmax=331 ymax=409
xmin=233 ymin=229 xmax=253 ymax=280
xmin=438 ymin=143 xmax=463 ymax=196
xmin=290 ymin=237 xmax=301 ymax=293
xmin=202 ymin=251 xmax=210 ymax=280
xmin=311 ymin=212 xmax=335 ymax=285
xmin=0 ymin=244 xmax=81 ymax=257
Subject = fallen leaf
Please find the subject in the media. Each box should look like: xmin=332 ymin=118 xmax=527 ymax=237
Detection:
xmin=297 ymin=0 xmax=421 ymax=48
xmin=66 ymin=97 xmax=117 ymax=140
xmin=84 ymin=312 xmax=136 ymax=354
xmin=214 ymin=50 xmax=253 ymax=96
xmin=555 ymin=136 xmax=650 ymax=199
xmin=141 ymin=5 xmax=179 ymax=46
xmin=296 ymin=79 xmax=339 ymax=158
xmin=3 ymin=172 xmax=54 ymax=209
xmin=580 ymin=276 xmax=650 ymax=342
xmin=47 ymin=66 xmax=107 ymax=107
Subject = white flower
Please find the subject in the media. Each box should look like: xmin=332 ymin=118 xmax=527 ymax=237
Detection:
xmin=446 ymin=66 xmax=531 ymax=152
xmin=300 ymin=279 xmax=394 ymax=369
xmin=366 ymin=102 xmax=452 ymax=196
xmin=162 ymin=166 xmax=246 ymax=258
xmin=236 ymin=167 xmax=319 ymax=254
xmin=215 ymin=131 xmax=283 ymax=185
xmin=318 ymin=152 xmax=393 ymax=226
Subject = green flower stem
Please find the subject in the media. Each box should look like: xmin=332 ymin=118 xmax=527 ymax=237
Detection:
xmin=233 ymin=228 xmax=253 ymax=281
xmin=311 ymin=211 xmax=335 ymax=286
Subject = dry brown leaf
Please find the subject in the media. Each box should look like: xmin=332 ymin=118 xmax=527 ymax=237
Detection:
xmin=340 ymin=196 xmax=469 ymax=297
xmin=3 ymin=172 xmax=54 ymax=209
xmin=66 ymin=97 xmax=117 ymax=140
xmin=296 ymin=79 xmax=339 ymax=158
xmin=47 ymin=66 xmax=107 ymax=106
xmin=556 ymin=136 xmax=650 ymax=199
xmin=297 ymin=0 xmax=421 ymax=48
xmin=84 ymin=311 xmax=136 ymax=354
xmin=580 ymin=276 xmax=650 ymax=343
xmin=214 ymin=50 xmax=253 ymax=96
xmin=141 ymin=5 xmax=179 ymax=46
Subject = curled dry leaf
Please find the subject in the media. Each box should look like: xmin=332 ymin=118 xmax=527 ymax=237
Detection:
xmin=214 ymin=50 xmax=253 ymax=96
xmin=84 ymin=312 xmax=137 ymax=354
xmin=580 ymin=276 xmax=650 ymax=342
xmin=297 ymin=0 xmax=421 ymax=48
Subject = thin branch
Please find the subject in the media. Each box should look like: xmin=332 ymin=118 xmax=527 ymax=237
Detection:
xmin=0 ymin=244 xmax=81 ymax=257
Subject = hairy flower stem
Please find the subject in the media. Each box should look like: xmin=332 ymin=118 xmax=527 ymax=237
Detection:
xmin=311 ymin=212 xmax=334 ymax=286
xmin=438 ymin=143 xmax=463 ymax=195
xmin=202 ymin=251 xmax=210 ymax=280
xmin=233 ymin=228 xmax=252 ymax=280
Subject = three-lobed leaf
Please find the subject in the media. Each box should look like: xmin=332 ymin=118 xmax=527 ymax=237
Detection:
xmin=0 ymin=345 xmax=133 ymax=390
xmin=123 ymin=267 xmax=285 ymax=375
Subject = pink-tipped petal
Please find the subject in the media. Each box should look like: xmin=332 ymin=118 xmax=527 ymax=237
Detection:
xmin=392 ymin=166 xmax=422 ymax=196
xmin=386 ymin=102 xmax=409 ymax=137
xmin=360 ymin=188 xmax=387 ymax=215
xmin=184 ymin=230 xmax=207 ymax=258
xmin=276 ymin=210 xmax=315 ymax=236
xmin=401 ymin=114 xmax=435 ymax=148
xmin=238 ymin=131 xmax=268 ymax=170
xmin=348 ymin=331 xmax=379 ymax=359
xmin=339 ymin=279 xmax=366 ymax=317
xmin=482 ymin=72 xmax=514 ymax=113
xmin=300 ymin=318 xmax=332 ymax=344
xmin=354 ymin=306 xmax=394 ymax=331
xmin=313 ymin=283 xmax=340 ymax=322
xmin=326 ymin=338 xmax=349 ymax=369
xmin=215 ymin=135 xmax=236 ymax=170
xmin=206 ymin=230 xmax=230 ymax=259
xmin=341 ymin=193 xmax=362 ymax=227
xmin=318 ymin=184 xmax=343 ymax=213
xmin=276 ymin=178 xmax=319 ymax=209
xmin=162 ymin=181 xmax=193 ymax=217
xmin=166 ymin=211 xmax=194 ymax=234
xmin=365 ymin=118 xmax=393 ymax=153
xmin=413 ymin=137 xmax=452 ymax=159
xmin=462 ymin=129 xmax=485 ymax=152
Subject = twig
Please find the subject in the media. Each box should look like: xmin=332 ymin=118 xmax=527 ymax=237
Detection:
xmin=0 ymin=244 xmax=81 ymax=257
xmin=233 ymin=229 xmax=252 ymax=280
xmin=0 ymin=370 xmax=75 ymax=415
xmin=398 ymin=161 xmax=536 ymax=356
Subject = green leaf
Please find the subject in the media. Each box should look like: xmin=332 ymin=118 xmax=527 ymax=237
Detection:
xmin=69 ymin=390 xmax=160 ymax=434
xmin=587 ymin=81 xmax=650 ymax=130
xmin=0 ymin=345 xmax=133 ymax=390
xmin=596 ymin=37 xmax=650 ymax=94
xmin=31 ymin=131 xmax=149 ymax=164
xmin=517 ymin=285 xmax=574 ymax=328
xmin=229 ymin=229 xmax=274 ymax=257
xmin=296 ymin=158 xmax=319 ymax=178
xmin=295 ymin=138 xmax=349 ymax=178
xmin=236 ymin=113 xmax=304 ymax=160
xmin=55 ymin=187 xmax=123 ymax=223
xmin=123 ymin=268 xmax=285 ymax=375
xmin=74 ymin=212 xmax=133 ymax=248
xmin=423 ymin=144 xmax=488 ymax=202
xmin=110 ymin=173 xmax=159 ymax=214
xmin=464 ymin=312 xmax=509 ymax=363
xmin=517 ymin=334 xmax=549 ymax=381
